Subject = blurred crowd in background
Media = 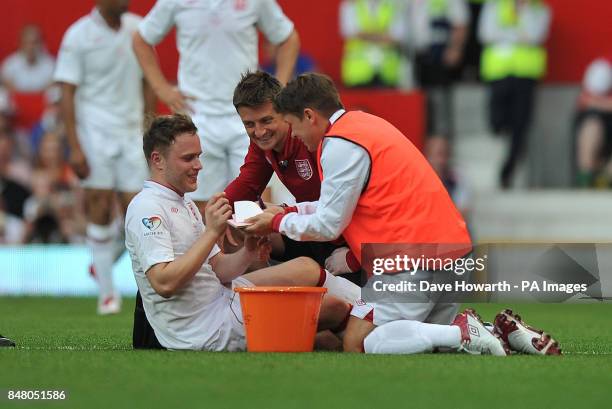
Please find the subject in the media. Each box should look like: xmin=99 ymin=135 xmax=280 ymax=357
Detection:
xmin=1 ymin=0 xmax=611 ymax=245
xmin=1 ymin=24 xmax=85 ymax=245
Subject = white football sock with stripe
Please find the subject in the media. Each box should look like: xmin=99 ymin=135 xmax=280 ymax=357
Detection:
xmin=87 ymin=223 xmax=116 ymax=300
xmin=363 ymin=320 xmax=462 ymax=354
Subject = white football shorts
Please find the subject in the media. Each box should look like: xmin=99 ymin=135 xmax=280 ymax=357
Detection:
xmin=200 ymin=275 xmax=254 ymax=352
xmin=351 ymin=270 xmax=459 ymax=326
xmin=189 ymin=111 xmax=249 ymax=201
xmin=77 ymin=122 xmax=148 ymax=192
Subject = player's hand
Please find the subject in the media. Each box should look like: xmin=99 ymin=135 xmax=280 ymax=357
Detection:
xmin=244 ymin=212 xmax=275 ymax=236
xmin=159 ymin=85 xmax=194 ymax=114
xmin=205 ymin=192 xmax=232 ymax=236
xmin=325 ymin=247 xmax=352 ymax=275
xmin=69 ymin=146 xmax=90 ymax=180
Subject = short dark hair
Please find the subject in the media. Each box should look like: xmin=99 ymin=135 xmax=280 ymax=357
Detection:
xmin=142 ymin=113 xmax=197 ymax=163
xmin=233 ymin=71 xmax=282 ymax=110
xmin=274 ymin=73 xmax=344 ymax=119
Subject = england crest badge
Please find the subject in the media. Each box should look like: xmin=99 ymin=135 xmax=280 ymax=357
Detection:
xmin=295 ymin=159 xmax=313 ymax=180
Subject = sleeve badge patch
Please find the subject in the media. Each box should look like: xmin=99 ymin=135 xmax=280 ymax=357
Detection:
xmin=142 ymin=216 xmax=162 ymax=231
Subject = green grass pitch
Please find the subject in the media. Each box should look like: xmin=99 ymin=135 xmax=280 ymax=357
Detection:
xmin=1 ymin=297 xmax=611 ymax=409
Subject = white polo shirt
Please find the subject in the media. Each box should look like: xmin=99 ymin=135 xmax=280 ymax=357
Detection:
xmin=54 ymin=8 xmax=145 ymax=130
xmin=125 ymin=180 xmax=225 ymax=350
xmin=1 ymin=51 xmax=55 ymax=92
xmin=138 ymin=0 xmax=294 ymax=115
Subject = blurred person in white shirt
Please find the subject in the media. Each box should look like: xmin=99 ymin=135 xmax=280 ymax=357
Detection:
xmin=575 ymin=58 xmax=612 ymax=188
xmin=1 ymin=25 xmax=55 ymax=93
xmin=55 ymin=0 xmax=156 ymax=315
xmin=408 ymin=0 xmax=469 ymax=140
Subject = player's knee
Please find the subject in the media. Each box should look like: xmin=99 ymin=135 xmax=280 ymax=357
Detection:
xmin=293 ymin=256 xmax=320 ymax=274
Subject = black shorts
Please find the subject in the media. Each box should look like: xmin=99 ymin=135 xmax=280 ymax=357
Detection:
xmin=275 ymin=236 xmax=338 ymax=265
xmin=132 ymin=291 xmax=165 ymax=350
xmin=275 ymin=236 xmax=364 ymax=286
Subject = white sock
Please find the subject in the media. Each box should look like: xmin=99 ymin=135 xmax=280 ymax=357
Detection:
xmin=363 ymin=320 xmax=462 ymax=354
xmin=322 ymin=270 xmax=361 ymax=304
xmin=87 ymin=223 xmax=116 ymax=300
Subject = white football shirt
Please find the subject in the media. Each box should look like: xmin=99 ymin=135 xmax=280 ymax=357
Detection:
xmin=138 ymin=0 xmax=294 ymax=115
xmin=1 ymin=51 xmax=55 ymax=92
xmin=125 ymin=180 xmax=225 ymax=350
xmin=54 ymin=8 xmax=145 ymax=130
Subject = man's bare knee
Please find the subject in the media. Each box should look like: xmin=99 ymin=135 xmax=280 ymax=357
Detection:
xmin=291 ymin=256 xmax=321 ymax=273
xmin=286 ymin=257 xmax=321 ymax=285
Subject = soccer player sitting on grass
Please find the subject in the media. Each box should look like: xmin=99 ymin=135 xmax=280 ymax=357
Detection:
xmin=124 ymin=113 xmax=360 ymax=351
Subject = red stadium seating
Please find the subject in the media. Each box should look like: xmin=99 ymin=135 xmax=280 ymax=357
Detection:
xmin=11 ymin=92 xmax=45 ymax=130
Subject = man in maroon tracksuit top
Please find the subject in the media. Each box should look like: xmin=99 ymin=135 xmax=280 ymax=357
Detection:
xmin=224 ymin=114 xmax=320 ymax=206
xmin=225 ymin=71 xmax=361 ymax=282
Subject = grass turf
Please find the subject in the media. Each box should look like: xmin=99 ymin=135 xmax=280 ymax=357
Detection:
xmin=0 ymin=297 xmax=611 ymax=409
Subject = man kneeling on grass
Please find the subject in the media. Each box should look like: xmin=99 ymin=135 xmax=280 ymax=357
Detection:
xmin=125 ymin=114 xmax=360 ymax=351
